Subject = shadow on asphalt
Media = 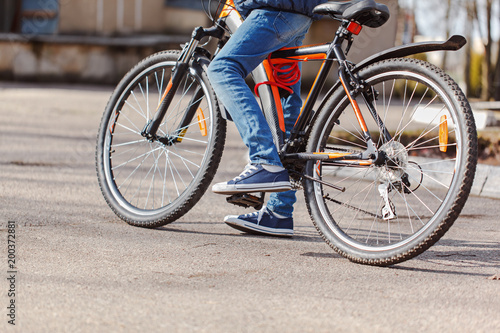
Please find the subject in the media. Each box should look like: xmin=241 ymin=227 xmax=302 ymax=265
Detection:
xmin=392 ymin=265 xmax=494 ymax=277
xmin=300 ymin=252 xmax=341 ymax=259
xmin=157 ymin=221 xmax=325 ymax=243
xmin=156 ymin=223 xmax=499 ymax=272
xmin=394 ymin=239 xmax=500 ymax=276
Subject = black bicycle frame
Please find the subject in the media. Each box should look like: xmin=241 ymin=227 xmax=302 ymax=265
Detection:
xmin=269 ymin=29 xmax=466 ymax=166
xmin=142 ymin=15 xmax=466 ymax=165
xmin=268 ymin=20 xmax=383 ymax=165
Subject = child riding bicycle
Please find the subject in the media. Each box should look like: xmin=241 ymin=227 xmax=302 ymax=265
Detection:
xmin=208 ymin=0 xmax=328 ymax=237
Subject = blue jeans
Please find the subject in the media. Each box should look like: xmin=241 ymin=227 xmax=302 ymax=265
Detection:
xmin=207 ymin=9 xmax=312 ymax=218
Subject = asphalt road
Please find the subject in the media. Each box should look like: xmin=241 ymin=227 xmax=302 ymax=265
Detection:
xmin=1 ymin=83 xmax=499 ymax=332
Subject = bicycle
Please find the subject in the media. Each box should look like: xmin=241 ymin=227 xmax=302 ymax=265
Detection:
xmin=95 ymin=0 xmax=478 ymax=266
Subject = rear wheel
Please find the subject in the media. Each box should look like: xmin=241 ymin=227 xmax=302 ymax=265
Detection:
xmin=304 ymin=58 xmax=477 ymax=266
xmin=96 ymin=51 xmax=226 ymax=227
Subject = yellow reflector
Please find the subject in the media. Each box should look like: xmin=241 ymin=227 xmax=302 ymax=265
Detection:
xmin=197 ymin=108 xmax=207 ymax=137
xmin=439 ymin=115 xmax=448 ymax=152
xmin=176 ymin=128 xmax=188 ymax=142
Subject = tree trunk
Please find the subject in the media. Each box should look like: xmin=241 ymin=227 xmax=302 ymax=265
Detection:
xmin=493 ymin=1 xmax=500 ymax=101
xmin=479 ymin=0 xmax=493 ymax=100
xmin=441 ymin=0 xmax=453 ymax=71
xmin=464 ymin=1 xmax=474 ymax=97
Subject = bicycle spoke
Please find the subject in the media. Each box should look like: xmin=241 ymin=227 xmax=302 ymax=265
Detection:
xmin=117 ymin=110 xmax=144 ymax=133
xmin=162 ymin=152 xmax=172 ymax=206
xmin=124 ymin=99 xmax=147 ymax=121
xmin=111 ymin=138 xmax=148 ymax=149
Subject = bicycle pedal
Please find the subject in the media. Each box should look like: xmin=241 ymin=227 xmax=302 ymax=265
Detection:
xmin=226 ymin=193 xmax=265 ymax=210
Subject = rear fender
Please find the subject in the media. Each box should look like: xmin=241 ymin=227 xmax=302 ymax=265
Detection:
xmin=353 ymin=35 xmax=466 ymax=73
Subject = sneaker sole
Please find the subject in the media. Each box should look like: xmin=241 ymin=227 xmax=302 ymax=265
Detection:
xmin=224 ymin=217 xmax=294 ymax=237
xmin=212 ymin=182 xmax=292 ymax=195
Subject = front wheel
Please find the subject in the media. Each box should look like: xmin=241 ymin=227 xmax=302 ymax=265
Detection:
xmin=304 ymin=58 xmax=477 ymax=266
xmin=96 ymin=51 xmax=226 ymax=228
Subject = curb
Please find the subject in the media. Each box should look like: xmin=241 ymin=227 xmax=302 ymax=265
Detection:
xmin=471 ymin=163 xmax=500 ymax=199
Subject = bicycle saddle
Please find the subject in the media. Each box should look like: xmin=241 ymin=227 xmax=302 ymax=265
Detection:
xmin=313 ymin=0 xmax=390 ymax=28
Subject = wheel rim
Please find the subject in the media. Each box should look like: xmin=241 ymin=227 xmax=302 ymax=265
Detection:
xmin=102 ymin=61 xmax=215 ymax=216
xmin=313 ymin=70 xmax=464 ymax=252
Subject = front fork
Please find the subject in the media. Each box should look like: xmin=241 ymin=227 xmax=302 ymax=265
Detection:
xmin=141 ymin=25 xmax=224 ymax=142
xmin=141 ymin=61 xmax=190 ymax=142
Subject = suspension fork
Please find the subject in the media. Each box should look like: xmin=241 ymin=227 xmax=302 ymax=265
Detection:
xmin=141 ymin=51 xmax=193 ymax=141
xmin=141 ymin=25 xmax=224 ymax=141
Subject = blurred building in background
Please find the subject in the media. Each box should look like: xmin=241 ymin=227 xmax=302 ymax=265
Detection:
xmin=0 ymin=0 xmax=398 ymax=84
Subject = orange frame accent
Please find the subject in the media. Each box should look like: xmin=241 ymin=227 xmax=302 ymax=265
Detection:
xmin=155 ymin=78 xmax=173 ymax=112
xmin=270 ymin=53 xmax=327 ymax=64
xmin=313 ymin=152 xmax=373 ymax=166
xmin=219 ymin=0 xmax=240 ymax=19
xmin=339 ymin=75 xmax=369 ymax=133
xmin=295 ymin=61 xmax=326 ymax=127
xmin=266 ymin=48 xmax=329 ymax=129
xmin=314 ymin=152 xmax=351 ymax=158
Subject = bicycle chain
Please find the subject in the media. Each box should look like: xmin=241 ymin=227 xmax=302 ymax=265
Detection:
xmin=323 ymin=194 xmax=381 ymax=219
xmin=291 ymin=177 xmax=303 ymax=191
xmin=324 ymin=145 xmax=363 ymax=154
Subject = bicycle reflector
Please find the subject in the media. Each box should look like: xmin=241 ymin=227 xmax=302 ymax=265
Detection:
xmin=347 ymin=21 xmax=362 ymax=35
xmin=197 ymin=108 xmax=207 ymax=137
xmin=439 ymin=115 xmax=448 ymax=152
